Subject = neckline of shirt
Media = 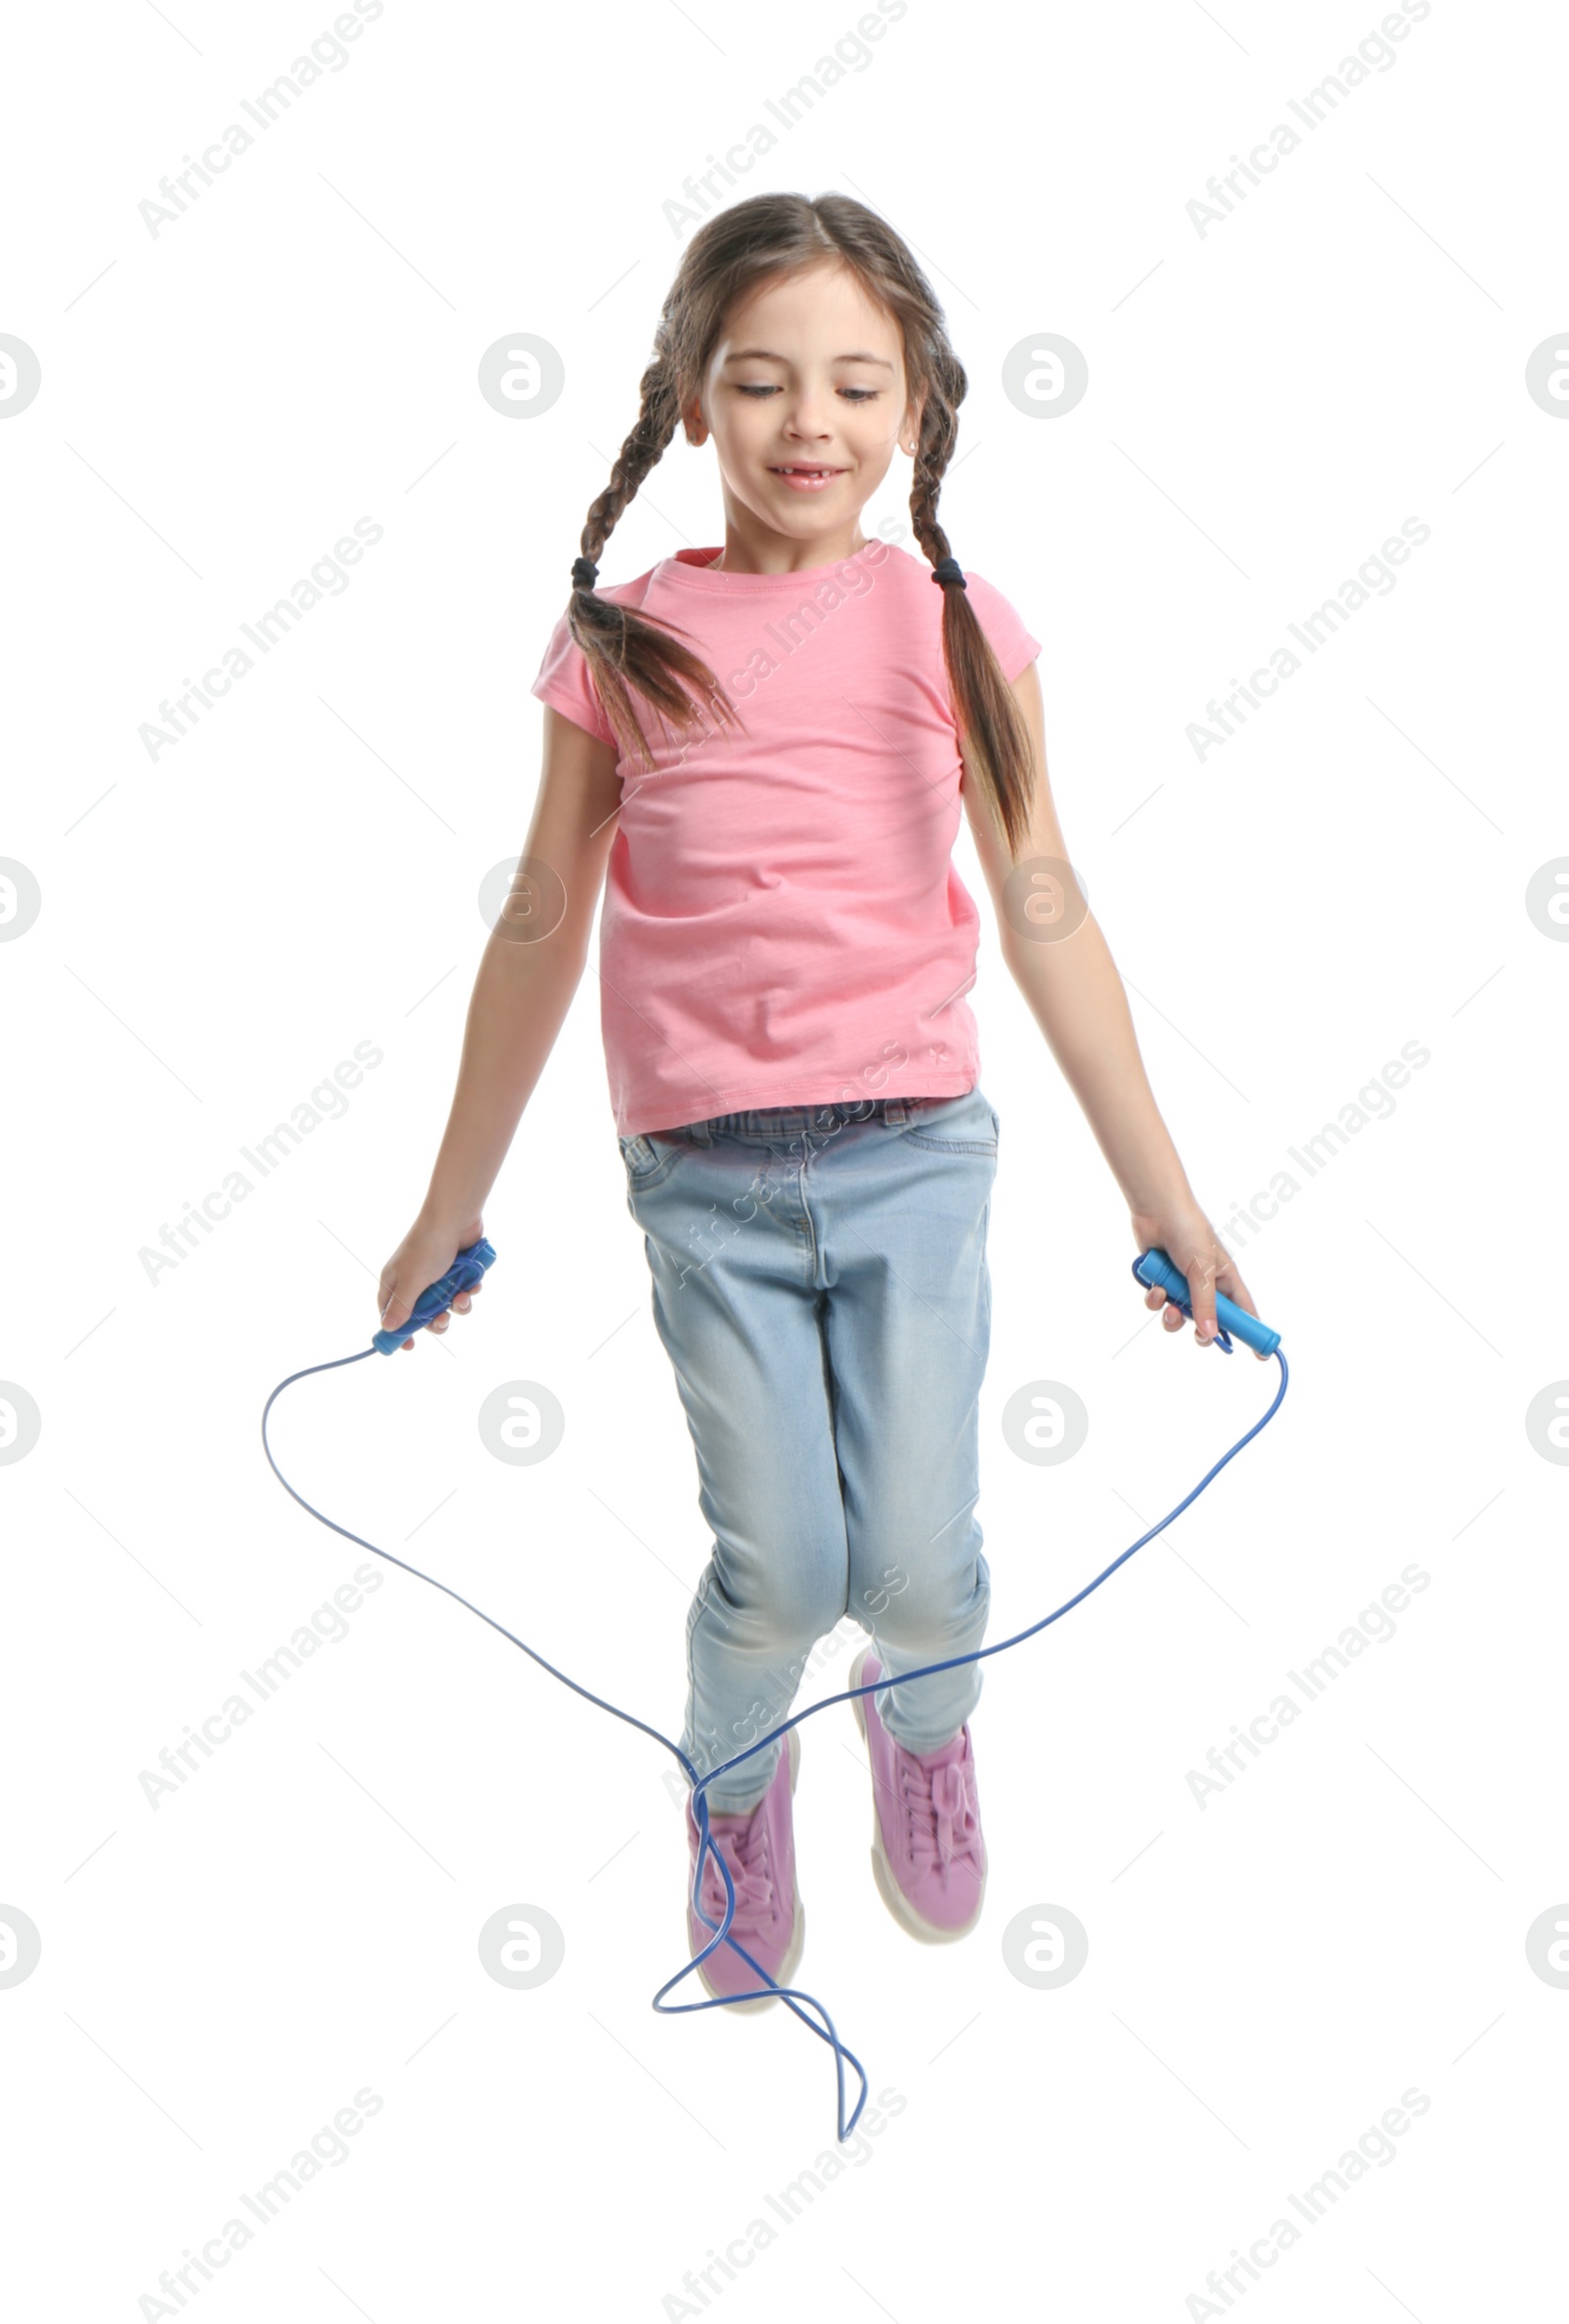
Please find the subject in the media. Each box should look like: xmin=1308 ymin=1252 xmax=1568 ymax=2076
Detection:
xmin=653 ymin=541 xmax=907 ymax=591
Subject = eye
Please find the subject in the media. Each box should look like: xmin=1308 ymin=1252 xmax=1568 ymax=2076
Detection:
xmin=732 ymin=383 xmax=884 ymax=401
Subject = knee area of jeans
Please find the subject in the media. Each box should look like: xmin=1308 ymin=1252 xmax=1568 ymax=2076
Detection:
xmin=860 ymin=1594 xmax=991 ymax=1658
xmin=697 ymin=1588 xmax=847 ymax=1655
xmin=857 ymin=1582 xmax=989 ymax=1631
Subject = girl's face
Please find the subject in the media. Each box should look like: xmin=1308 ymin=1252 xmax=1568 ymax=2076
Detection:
xmin=686 ymin=260 xmax=921 ymax=561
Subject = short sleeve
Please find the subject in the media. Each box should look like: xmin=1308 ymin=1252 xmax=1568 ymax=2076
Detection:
xmin=961 ymin=570 xmax=1041 ymax=684
xmin=530 ymin=609 xmax=617 ymax=747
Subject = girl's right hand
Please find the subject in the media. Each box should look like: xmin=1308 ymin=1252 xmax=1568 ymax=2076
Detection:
xmin=377 ymin=1213 xmax=485 ymax=1351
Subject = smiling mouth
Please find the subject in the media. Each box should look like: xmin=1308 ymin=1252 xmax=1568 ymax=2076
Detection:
xmin=768 ymin=464 xmax=845 ymax=493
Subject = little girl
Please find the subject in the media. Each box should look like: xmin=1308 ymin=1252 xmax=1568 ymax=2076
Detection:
xmin=379 ymin=191 xmax=1261 ymax=2010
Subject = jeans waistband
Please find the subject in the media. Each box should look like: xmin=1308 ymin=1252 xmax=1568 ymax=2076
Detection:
xmin=683 ymin=1093 xmax=949 ymax=1144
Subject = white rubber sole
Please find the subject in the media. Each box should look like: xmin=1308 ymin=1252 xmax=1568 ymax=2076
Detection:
xmin=849 ymin=1646 xmax=986 ymax=1945
xmin=688 ymin=1724 xmax=805 ymax=2013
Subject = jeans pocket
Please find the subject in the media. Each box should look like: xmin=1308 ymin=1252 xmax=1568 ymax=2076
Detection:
xmin=618 ymin=1130 xmax=683 ymax=1191
xmin=902 ymin=1087 xmax=999 ymax=1155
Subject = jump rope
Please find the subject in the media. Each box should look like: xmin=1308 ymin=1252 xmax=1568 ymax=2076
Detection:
xmin=261 ymin=1237 xmax=1287 ymax=2143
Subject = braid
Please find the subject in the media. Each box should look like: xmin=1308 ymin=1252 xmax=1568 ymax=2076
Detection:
xmin=908 ymin=351 xmax=963 ymax=574
xmin=565 ymin=354 xmax=742 ymax=772
xmin=910 ymin=364 xmax=1035 ymax=858
xmin=581 ymin=355 xmax=680 ymax=570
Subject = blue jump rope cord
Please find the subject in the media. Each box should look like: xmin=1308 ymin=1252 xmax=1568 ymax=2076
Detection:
xmin=260 ymin=1265 xmax=1288 ymax=2145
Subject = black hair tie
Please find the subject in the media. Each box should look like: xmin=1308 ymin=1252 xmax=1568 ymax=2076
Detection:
xmin=572 ymin=557 xmax=600 ymax=592
xmin=931 ymin=555 xmax=967 ymax=589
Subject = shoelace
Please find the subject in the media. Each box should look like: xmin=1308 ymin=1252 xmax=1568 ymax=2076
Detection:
xmin=899 ymin=1752 xmax=980 ymax=1880
xmin=696 ymin=1809 xmax=779 ymax=1931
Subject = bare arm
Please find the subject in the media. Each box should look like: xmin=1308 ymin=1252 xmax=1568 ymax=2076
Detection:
xmin=377 ymin=706 xmax=623 ymax=1344
xmin=961 ymin=659 xmax=1266 ymax=1354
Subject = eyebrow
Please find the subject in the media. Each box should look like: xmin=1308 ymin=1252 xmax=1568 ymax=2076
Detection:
xmin=722 ymin=347 xmax=895 ymax=370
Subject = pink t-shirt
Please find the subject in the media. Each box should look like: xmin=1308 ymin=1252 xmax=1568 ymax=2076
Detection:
xmin=530 ymin=538 xmax=1040 ymax=1138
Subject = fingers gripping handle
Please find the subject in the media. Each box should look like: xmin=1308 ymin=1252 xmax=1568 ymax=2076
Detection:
xmin=1133 ymin=1247 xmax=1281 ymax=1358
xmin=374 ymin=1238 xmax=498 ymax=1354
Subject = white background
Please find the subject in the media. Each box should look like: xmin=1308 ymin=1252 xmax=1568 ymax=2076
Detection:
xmin=3 ymin=2 xmax=1565 ymax=2317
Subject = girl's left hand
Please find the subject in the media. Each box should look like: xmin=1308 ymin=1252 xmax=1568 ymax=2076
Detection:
xmin=1129 ymin=1198 xmax=1269 ymax=1358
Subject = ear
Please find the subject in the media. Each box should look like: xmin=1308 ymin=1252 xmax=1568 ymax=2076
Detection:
xmin=683 ymin=399 xmax=709 ymax=448
xmin=898 ymin=391 xmax=925 ymax=458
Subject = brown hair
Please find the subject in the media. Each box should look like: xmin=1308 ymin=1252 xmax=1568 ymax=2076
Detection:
xmin=564 ymin=190 xmax=1037 ymax=858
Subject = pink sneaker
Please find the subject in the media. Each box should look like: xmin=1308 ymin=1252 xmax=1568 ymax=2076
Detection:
xmin=683 ymin=1725 xmax=804 ymax=2011
xmin=849 ymin=1646 xmax=987 ymax=1941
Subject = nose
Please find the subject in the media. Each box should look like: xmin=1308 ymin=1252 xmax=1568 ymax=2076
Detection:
xmin=780 ymin=386 xmax=836 ymax=438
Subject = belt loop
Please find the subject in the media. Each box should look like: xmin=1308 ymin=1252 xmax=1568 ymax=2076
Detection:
xmin=686 ymin=1115 xmax=715 ymax=1145
xmin=884 ymin=1096 xmax=909 ymax=1126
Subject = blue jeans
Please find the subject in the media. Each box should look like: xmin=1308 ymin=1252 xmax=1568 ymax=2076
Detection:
xmin=618 ymin=1086 xmax=999 ymax=1812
